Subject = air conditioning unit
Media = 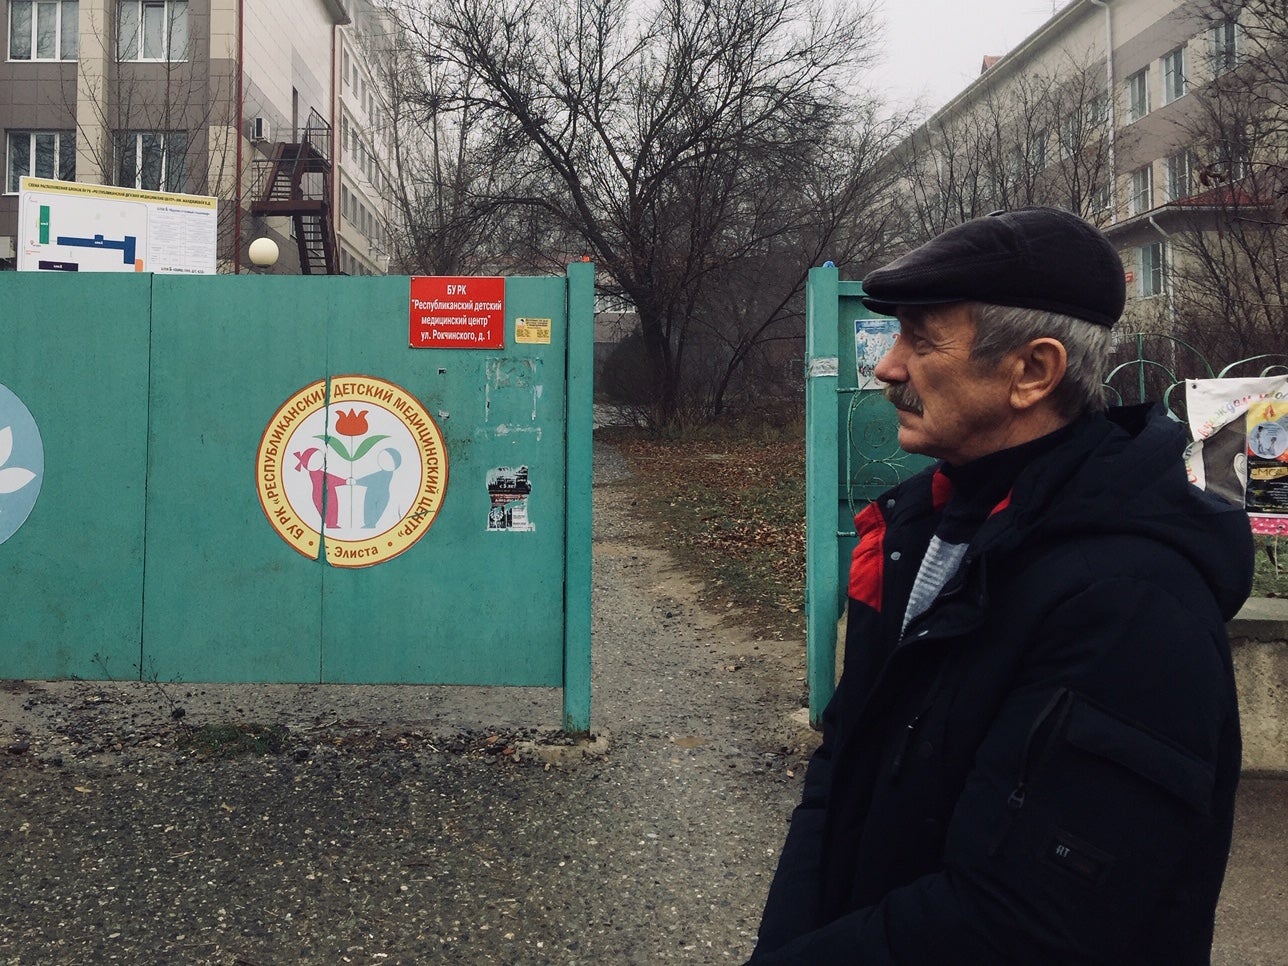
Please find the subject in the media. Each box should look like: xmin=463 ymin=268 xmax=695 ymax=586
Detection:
xmin=250 ymin=117 xmax=270 ymax=142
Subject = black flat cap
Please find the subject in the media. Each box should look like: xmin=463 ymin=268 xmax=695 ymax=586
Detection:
xmin=862 ymin=207 xmax=1125 ymax=328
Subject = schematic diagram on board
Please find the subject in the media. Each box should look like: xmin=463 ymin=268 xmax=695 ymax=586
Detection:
xmin=17 ymin=177 xmax=217 ymax=275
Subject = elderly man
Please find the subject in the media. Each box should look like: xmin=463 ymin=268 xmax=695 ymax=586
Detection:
xmin=753 ymin=207 xmax=1254 ymax=963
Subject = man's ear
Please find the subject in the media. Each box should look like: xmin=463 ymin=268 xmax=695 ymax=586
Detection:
xmin=1009 ymin=338 xmax=1067 ymax=411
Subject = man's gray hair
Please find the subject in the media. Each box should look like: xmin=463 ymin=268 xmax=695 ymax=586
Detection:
xmin=967 ymin=302 xmax=1112 ymax=418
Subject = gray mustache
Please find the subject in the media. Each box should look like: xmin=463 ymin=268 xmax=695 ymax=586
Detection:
xmin=883 ymin=382 xmax=924 ymax=415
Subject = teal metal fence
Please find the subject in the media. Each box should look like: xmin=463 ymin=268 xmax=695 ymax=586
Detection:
xmin=0 ymin=264 xmax=595 ymax=732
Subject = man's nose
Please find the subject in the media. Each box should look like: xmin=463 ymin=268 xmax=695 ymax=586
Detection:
xmin=874 ymin=335 xmax=906 ymax=382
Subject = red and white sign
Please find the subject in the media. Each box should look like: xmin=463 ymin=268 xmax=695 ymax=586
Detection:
xmin=409 ymin=276 xmax=505 ymax=349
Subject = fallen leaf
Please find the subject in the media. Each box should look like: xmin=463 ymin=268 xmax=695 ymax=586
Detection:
xmin=221 ymin=802 xmax=235 ymax=813
xmin=73 ymin=786 xmax=91 ymax=793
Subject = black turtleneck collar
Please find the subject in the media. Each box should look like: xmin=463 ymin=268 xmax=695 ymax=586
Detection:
xmin=936 ymin=416 xmax=1088 ymax=542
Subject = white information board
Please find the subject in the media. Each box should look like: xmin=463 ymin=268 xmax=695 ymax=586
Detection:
xmin=17 ymin=177 xmax=218 ymax=275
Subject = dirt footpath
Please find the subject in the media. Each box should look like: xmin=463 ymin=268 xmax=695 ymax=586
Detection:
xmin=1 ymin=442 xmax=1284 ymax=964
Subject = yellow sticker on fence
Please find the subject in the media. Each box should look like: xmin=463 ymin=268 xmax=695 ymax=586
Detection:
xmin=515 ymin=317 xmax=552 ymax=344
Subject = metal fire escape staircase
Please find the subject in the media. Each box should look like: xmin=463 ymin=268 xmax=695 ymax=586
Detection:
xmin=249 ymin=110 xmax=340 ymax=274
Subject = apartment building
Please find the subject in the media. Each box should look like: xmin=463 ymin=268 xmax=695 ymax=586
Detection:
xmin=1 ymin=0 xmax=351 ymax=273
xmin=334 ymin=0 xmax=393 ymax=276
xmin=888 ymin=0 xmax=1279 ymax=335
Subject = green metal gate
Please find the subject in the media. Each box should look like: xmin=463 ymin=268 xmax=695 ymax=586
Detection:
xmin=0 ymin=265 xmax=594 ymax=731
xmin=803 ymin=267 xmax=930 ymax=725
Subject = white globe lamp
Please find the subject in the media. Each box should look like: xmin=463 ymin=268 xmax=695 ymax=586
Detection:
xmin=248 ymin=237 xmax=280 ymax=270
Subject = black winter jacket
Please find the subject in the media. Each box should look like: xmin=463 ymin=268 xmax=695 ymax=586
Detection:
xmin=753 ymin=405 xmax=1254 ymax=964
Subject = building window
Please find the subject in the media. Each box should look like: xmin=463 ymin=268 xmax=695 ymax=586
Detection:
xmin=1214 ymin=137 xmax=1251 ymax=180
xmin=1127 ymin=69 xmax=1149 ymax=122
xmin=114 ymin=130 xmax=187 ymax=191
xmin=1130 ymin=164 xmax=1153 ymax=215
xmin=1162 ymin=47 xmax=1186 ymax=104
xmin=1139 ymin=242 xmax=1165 ymax=298
xmin=8 ymin=0 xmax=79 ymax=60
xmin=6 ymin=129 xmax=76 ymax=192
xmin=1086 ymin=92 xmax=1109 ymax=127
xmin=1209 ymin=20 xmax=1242 ymax=75
xmin=1093 ymin=180 xmax=1112 ymax=213
xmin=1165 ymin=150 xmax=1196 ymax=201
xmin=1057 ymin=114 xmax=1079 ymax=159
xmin=116 ymin=0 xmax=188 ymax=61
xmin=1028 ymin=128 xmax=1047 ymax=169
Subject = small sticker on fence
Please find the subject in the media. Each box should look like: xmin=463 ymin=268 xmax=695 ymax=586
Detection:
xmin=515 ymin=317 xmax=552 ymax=344
xmin=487 ymin=465 xmax=535 ymax=532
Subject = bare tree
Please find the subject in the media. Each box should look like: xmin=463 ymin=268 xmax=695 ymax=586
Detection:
xmin=1160 ymin=0 xmax=1288 ymax=364
xmin=890 ymin=52 xmax=1113 ymax=247
xmin=369 ymin=22 xmax=519 ymax=276
xmin=394 ymin=0 xmax=900 ymax=425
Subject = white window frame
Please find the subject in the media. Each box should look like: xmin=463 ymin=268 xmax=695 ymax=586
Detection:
xmin=1093 ymin=180 xmax=1112 ymax=213
xmin=114 ymin=129 xmax=187 ymax=191
xmin=1130 ymin=164 xmax=1153 ymax=216
xmin=1165 ymin=150 xmax=1196 ymax=202
xmin=116 ymin=0 xmax=188 ymax=62
xmin=5 ymin=129 xmax=76 ymax=192
xmin=1086 ymin=93 xmax=1109 ymax=127
xmin=1139 ymin=242 xmax=1166 ymax=298
xmin=1162 ymin=47 xmax=1186 ymax=104
xmin=8 ymin=0 xmax=79 ymax=61
xmin=1215 ymin=137 xmax=1251 ymax=181
xmin=1029 ymin=128 xmax=1048 ymax=170
xmin=1057 ymin=114 xmax=1079 ymax=160
xmin=1209 ymin=20 xmax=1243 ymax=75
xmin=1127 ymin=68 xmax=1149 ymax=123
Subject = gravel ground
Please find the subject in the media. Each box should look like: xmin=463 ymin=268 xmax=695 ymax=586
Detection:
xmin=2 ymin=440 xmax=1284 ymax=964
xmin=0 ymin=443 xmax=818 ymax=965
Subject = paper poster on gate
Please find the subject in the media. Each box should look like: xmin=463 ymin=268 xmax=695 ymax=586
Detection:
xmin=855 ymin=317 xmax=899 ymax=387
xmin=486 ymin=465 xmax=534 ymax=532
xmin=1246 ymin=399 xmax=1288 ymax=516
xmin=1185 ymin=375 xmax=1288 ymax=535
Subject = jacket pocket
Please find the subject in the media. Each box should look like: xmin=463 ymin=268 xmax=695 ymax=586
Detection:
xmin=979 ymin=692 xmax=1220 ymax=959
xmin=1061 ymin=696 xmax=1214 ymax=816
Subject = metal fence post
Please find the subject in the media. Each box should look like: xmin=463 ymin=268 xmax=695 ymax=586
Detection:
xmin=805 ymin=266 xmax=841 ymax=727
xmin=563 ymin=260 xmax=595 ymax=734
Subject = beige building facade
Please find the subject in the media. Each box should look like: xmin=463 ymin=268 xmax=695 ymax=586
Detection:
xmin=890 ymin=0 xmax=1276 ymax=336
xmin=334 ymin=0 xmax=393 ymax=276
xmin=1 ymin=0 xmax=350 ymax=272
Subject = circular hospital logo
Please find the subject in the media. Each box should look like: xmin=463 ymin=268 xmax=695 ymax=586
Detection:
xmin=256 ymin=376 xmax=448 ymax=568
xmin=0 ymin=384 xmax=43 ymax=547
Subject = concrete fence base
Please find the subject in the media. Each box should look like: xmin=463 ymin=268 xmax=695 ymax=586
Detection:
xmin=1231 ymin=598 xmax=1288 ymax=776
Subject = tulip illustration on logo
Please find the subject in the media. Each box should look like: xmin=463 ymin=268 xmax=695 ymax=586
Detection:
xmin=256 ymin=376 xmax=448 ymax=568
xmin=0 ymin=384 xmax=43 ymax=547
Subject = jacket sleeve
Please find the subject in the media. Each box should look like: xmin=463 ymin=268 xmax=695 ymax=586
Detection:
xmin=752 ymin=669 xmax=846 ymax=953
xmin=750 ymin=577 xmax=1237 ymax=964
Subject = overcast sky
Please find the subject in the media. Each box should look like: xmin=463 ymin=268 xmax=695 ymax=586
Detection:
xmin=869 ymin=0 xmax=1065 ymax=113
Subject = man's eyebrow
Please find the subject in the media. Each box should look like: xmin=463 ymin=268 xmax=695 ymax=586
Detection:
xmin=897 ymin=307 xmax=931 ymax=327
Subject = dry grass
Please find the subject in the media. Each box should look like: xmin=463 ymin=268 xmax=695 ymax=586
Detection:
xmin=600 ymin=426 xmax=807 ymax=640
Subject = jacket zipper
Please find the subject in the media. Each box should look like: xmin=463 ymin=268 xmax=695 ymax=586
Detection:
xmin=989 ymin=687 xmax=1075 ymax=855
xmin=890 ymin=663 xmax=950 ymax=781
